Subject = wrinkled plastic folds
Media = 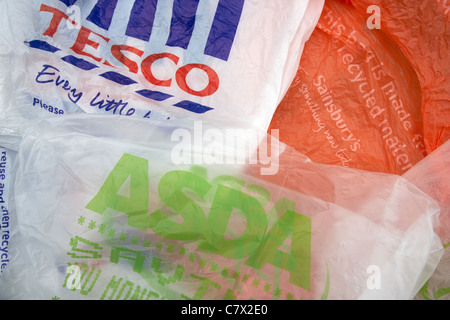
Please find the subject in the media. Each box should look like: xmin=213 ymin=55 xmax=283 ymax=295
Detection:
xmin=0 ymin=145 xmax=16 ymax=277
xmin=403 ymin=140 xmax=450 ymax=300
xmin=346 ymin=0 xmax=450 ymax=155
xmin=0 ymin=115 xmax=443 ymax=300
xmin=269 ymin=0 xmax=427 ymax=175
xmin=0 ymin=0 xmax=324 ymax=135
xmin=0 ymin=0 xmax=448 ymax=302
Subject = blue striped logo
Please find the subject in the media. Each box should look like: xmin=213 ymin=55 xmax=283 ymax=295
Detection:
xmin=59 ymin=0 xmax=245 ymax=61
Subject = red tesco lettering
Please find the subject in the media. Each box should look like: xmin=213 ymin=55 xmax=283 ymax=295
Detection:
xmin=40 ymin=4 xmax=220 ymax=97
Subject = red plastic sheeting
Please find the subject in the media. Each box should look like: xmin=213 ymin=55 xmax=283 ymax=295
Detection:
xmin=270 ymin=0 xmax=449 ymax=175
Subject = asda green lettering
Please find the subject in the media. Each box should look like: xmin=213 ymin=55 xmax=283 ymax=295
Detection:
xmin=85 ymin=153 xmax=150 ymax=231
xmin=67 ymin=236 xmax=103 ymax=259
xmin=148 ymin=170 xmax=211 ymax=240
xmin=246 ymin=210 xmax=311 ymax=291
xmin=198 ymin=185 xmax=267 ymax=259
xmin=85 ymin=153 xmax=312 ymax=290
xmin=110 ymin=247 xmax=145 ymax=273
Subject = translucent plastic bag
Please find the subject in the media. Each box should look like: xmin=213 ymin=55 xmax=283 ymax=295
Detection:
xmin=0 ymin=0 xmax=324 ymax=137
xmin=269 ymin=0 xmax=426 ymax=175
xmin=403 ymin=140 xmax=450 ymax=300
xmin=0 ymin=146 xmax=16 ymax=276
xmin=0 ymin=114 xmax=442 ymax=300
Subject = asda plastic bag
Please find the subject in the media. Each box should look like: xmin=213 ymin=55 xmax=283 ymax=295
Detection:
xmin=269 ymin=0 xmax=427 ymax=175
xmin=346 ymin=0 xmax=450 ymax=154
xmin=0 ymin=114 xmax=442 ymax=300
xmin=0 ymin=0 xmax=324 ymax=137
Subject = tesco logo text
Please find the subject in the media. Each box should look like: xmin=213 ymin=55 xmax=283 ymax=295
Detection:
xmin=39 ymin=3 xmax=239 ymax=97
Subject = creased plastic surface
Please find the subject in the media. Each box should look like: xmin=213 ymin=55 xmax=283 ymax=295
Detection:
xmin=0 ymin=146 xmax=16 ymax=276
xmin=0 ymin=114 xmax=442 ymax=300
xmin=403 ymin=140 xmax=450 ymax=300
xmin=0 ymin=0 xmax=324 ymax=136
xmin=346 ymin=0 xmax=450 ymax=155
xmin=269 ymin=0 xmax=427 ymax=175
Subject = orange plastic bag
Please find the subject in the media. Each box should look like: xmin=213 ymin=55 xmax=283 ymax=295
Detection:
xmin=346 ymin=0 xmax=450 ymax=155
xmin=269 ymin=0 xmax=427 ymax=175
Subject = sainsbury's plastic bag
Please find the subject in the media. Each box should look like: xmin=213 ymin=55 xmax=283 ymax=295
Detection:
xmin=0 ymin=0 xmax=324 ymax=137
xmin=269 ymin=0 xmax=426 ymax=175
xmin=346 ymin=0 xmax=450 ymax=155
xmin=0 ymin=114 xmax=442 ymax=300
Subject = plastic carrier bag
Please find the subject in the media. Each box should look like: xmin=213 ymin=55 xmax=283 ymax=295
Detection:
xmin=346 ymin=0 xmax=450 ymax=155
xmin=402 ymin=140 xmax=450 ymax=300
xmin=269 ymin=0 xmax=427 ymax=175
xmin=0 ymin=114 xmax=442 ymax=300
xmin=0 ymin=146 xmax=16 ymax=276
xmin=0 ymin=0 xmax=324 ymax=135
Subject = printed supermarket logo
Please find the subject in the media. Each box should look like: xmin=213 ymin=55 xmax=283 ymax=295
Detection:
xmin=36 ymin=0 xmax=245 ymax=97
xmin=27 ymin=0 xmax=247 ymax=116
xmin=79 ymin=154 xmax=313 ymax=297
xmin=60 ymin=0 xmax=244 ymax=61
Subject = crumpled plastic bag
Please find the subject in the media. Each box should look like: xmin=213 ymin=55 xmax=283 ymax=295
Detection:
xmin=402 ymin=140 xmax=450 ymax=300
xmin=0 ymin=0 xmax=324 ymax=136
xmin=416 ymin=247 xmax=450 ymax=301
xmin=269 ymin=0 xmax=427 ymax=175
xmin=0 ymin=146 xmax=16 ymax=276
xmin=345 ymin=0 xmax=450 ymax=155
xmin=0 ymin=114 xmax=443 ymax=300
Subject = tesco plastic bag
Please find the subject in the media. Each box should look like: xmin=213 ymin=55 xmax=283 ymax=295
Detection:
xmin=269 ymin=0 xmax=426 ymax=175
xmin=0 ymin=0 xmax=324 ymax=137
xmin=346 ymin=0 xmax=450 ymax=155
xmin=0 ymin=114 xmax=442 ymax=300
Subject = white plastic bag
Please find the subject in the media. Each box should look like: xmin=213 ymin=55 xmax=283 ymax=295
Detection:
xmin=0 ymin=114 xmax=442 ymax=300
xmin=0 ymin=0 xmax=324 ymax=137
xmin=0 ymin=145 xmax=17 ymax=276
xmin=403 ymin=140 xmax=450 ymax=300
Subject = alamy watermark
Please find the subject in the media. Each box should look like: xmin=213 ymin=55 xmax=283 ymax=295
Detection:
xmin=170 ymin=121 xmax=281 ymax=175
xmin=65 ymin=264 xmax=82 ymax=291
xmin=366 ymin=5 xmax=381 ymax=30
xmin=366 ymin=265 xmax=381 ymax=290
xmin=66 ymin=5 xmax=81 ymax=30
xmin=437 ymin=0 xmax=450 ymax=16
